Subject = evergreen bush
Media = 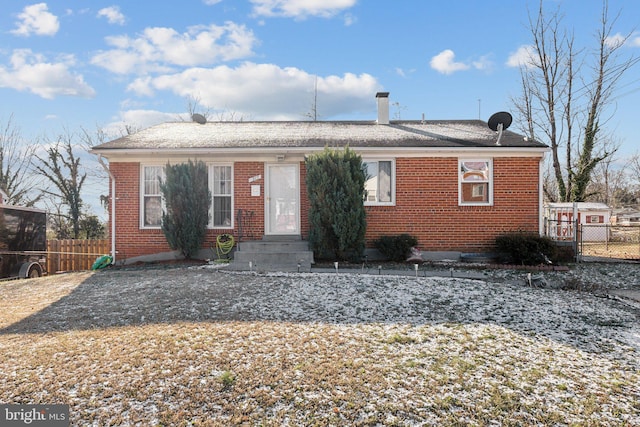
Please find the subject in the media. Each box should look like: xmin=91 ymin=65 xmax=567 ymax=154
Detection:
xmin=374 ymin=234 xmax=418 ymax=262
xmin=160 ymin=160 xmax=211 ymax=259
xmin=305 ymin=146 xmax=367 ymax=261
xmin=495 ymin=232 xmax=558 ymax=265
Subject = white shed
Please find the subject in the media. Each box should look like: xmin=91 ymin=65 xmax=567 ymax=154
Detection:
xmin=545 ymin=202 xmax=611 ymax=242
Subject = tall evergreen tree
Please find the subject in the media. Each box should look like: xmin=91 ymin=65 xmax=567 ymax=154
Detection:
xmin=161 ymin=160 xmax=211 ymax=259
xmin=305 ymin=146 xmax=366 ymax=261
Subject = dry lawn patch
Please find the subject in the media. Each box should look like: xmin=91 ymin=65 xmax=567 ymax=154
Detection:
xmin=0 ymin=268 xmax=638 ymax=425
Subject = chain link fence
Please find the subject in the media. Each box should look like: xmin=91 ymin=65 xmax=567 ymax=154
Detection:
xmin=544 ymin=219 xmax=640 ymax=261
xmin=579 ymin=224 xmax=640 ymax=261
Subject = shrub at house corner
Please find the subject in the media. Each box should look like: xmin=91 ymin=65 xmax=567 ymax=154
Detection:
xmin=160 ymin=160 xmax=211 ymax=259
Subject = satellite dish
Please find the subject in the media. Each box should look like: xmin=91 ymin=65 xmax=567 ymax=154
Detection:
xmin=487 ymin=111 xmax=512 ymax=131
xmin=487 ymin=111 xmax=512 ymax=146
xmin=192 ymin=113 xmax=207 ymax=124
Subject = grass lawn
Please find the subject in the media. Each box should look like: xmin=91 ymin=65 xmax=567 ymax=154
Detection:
xmin=0 ymin=267 xmax=638 ymax=426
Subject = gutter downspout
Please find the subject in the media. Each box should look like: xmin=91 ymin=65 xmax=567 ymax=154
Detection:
xmin=97 ymin=155 xmax=116 ymax=264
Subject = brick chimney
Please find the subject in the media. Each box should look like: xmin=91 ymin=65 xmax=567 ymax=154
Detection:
xmin=376 ymin=92 xmax=389 ymax=125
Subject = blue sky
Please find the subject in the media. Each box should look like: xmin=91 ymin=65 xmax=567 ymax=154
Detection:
xmin=1 ymin=1 xmax=639 ymax=196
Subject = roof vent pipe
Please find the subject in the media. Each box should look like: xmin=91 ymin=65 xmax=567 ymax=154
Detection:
xmin=376 ymin=92 xmax=389 ymax=125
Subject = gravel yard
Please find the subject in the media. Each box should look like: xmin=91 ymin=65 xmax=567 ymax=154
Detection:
xmin=0 ymin=262 xmax=638 ymax=425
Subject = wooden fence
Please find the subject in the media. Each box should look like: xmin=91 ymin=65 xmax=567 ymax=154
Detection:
xmin=46 ymin=239 xmax=111 ymax=273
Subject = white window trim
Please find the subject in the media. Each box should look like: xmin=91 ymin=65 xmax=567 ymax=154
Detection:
xmin=458 ymin=158 xmax=493 ymax=206
xmin=208 ymin=163 xmax=234 ymax=229
xmin=140 ymin=164 xmax=165 ymax=229
xmin=363 ymin=158 xmax=396 ymax=206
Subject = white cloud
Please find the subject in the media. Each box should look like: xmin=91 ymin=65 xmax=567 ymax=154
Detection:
xmin=471 ymin=55 xmax=494 ymax=72
xmin=0 ymin=49 xmax=95 ymax=99
xmin=506 ymin=45 xmax=538 ymax=68
xmin=343 ymin=13 xmax=357 ymax=26
xmin=250 ymin=0 xmax=357 ymax=20
xmin=605 ymin=33 xmax=626 ymax=49
xmin=126 ymin=76 xmax=155 ymax=97
xmin=127 ymin=62 xmax=380 ymax=120
xmin=430 ymin=50 xmax=469 ymax=75
xmin=395 ymin=67 xmax=416 ymax=78
xmin=91 ymin=22 xmax=257 ymax=75
xmin=606 ymin=32 xmax=640 ymax=48
xmin=11 ymin=3 xmax=60 ymax=37
xmin=97 ymin=6 xmax=126 ymax=26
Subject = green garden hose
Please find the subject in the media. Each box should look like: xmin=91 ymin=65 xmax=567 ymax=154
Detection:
xmin=216 ymin=234 xmax=235 ymax=261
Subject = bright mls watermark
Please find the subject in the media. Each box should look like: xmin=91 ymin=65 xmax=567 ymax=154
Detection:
xmin=0 ymin=405 xmax=69 ymax=426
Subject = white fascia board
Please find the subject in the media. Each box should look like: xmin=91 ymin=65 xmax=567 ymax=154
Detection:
xmin=91 ymin=146 xmax=549 ymax=163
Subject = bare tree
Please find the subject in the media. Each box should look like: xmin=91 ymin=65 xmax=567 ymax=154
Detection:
xmin=588 ymin=138 xmax=627 ymax=206
xmin=0 ymin=114 xmax=42 ymax=205
xmin=631 ymin=154 xmax=640 ymax=181
xmin=123 ymin=123 xmax=141 ymax=136
xmin=629 ymin=153 xmax=640 ymax=200
xmin=80 ymin=126 xmax=112 ymax=216
xmin=512 ymin=0 xmax=638 ymax=202
xmin=182 ymin=94 xmax=247 ymax=122
xmin=35 ymin=131 xmax=87 ymax=239
xmin=183 ymin=94 xmax=211 ymax=121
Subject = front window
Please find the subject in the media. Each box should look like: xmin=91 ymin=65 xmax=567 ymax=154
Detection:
xmin=459 ymin=159 xmax=492 ymax=205
xmin=210 ymin=165 xmax=233 ymax=228
xmin=364 ymin=160 xmax=394 ymax=204
xmin=141 ymin=165 xmax=164 ymax=228
xmin=141 ymin=163 xmax=234 ymax=229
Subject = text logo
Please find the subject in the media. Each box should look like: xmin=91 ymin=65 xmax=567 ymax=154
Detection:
xmin=0 ymin=405 xmax=69 ymax=426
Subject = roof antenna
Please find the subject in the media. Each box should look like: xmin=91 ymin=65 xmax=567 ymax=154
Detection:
xmin=487 ymin=111 xmax=512 ymax=146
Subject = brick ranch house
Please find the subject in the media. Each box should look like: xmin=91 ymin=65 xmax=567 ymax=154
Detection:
xmin=91 ymin=93 xmax=549 ymax=267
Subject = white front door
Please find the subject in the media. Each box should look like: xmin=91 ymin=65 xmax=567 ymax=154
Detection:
xmin=265 ymin=163 xmax=300 ymax=235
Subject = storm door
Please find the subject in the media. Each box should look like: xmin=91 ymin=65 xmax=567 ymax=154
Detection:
xmin=265 ymin=163 xmax=300 ymax=235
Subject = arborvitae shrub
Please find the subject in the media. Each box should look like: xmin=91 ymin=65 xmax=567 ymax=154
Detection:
xmin=305 ymin=146 xmax=366 ymax=262
xmin=160 ymin=160 xmax=211 ymax=259
xmin=374 ymin=234 xmax=418 ymax=262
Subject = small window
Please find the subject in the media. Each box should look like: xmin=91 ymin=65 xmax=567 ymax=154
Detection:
xmin=364 ymin=160 xmax=394 ymax=205
xmin=141 ymin=165 xmax=164 ymax=228
xmin=210 ymin=165 xmax=233 ymax=228
xmin=588 ymin=215 xmax=602 ymax=224
xmin=459 ymin=159 xmax=492 ymax=205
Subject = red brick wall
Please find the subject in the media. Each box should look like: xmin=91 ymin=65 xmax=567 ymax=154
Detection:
xmin=233 ymin=162 xmax=265 ymax=241
xmin=111 ymin=162 xmax=271 ymax=261
xmin=111 ymin=156 xmax=541 ymax=259
xmin=364 ymin=157 xmax=541 ymax=252
xmin=110 ymin=162 xmax=169 ymax=260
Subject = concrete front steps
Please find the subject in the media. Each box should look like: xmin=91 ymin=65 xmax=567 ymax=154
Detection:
xmin=227 ymin=235 xmax=314 ymax=272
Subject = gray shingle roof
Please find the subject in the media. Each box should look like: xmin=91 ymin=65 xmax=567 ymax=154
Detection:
xmin=92 ymin=120 xmax=547 ymax=151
